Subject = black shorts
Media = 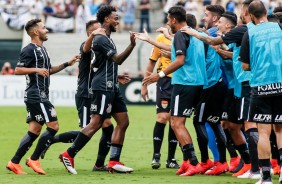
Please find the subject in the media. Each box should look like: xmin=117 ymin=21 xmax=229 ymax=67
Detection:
xmin=194 ymin=79 xmax=227 ymax=124
xmin=239 ymin=81 xmax=251 ymax=121
xmin=90 ymin=90 xmax=127 ymax=118
xmin=25 ymin=101 xmax=58 ymax=125
xmin=170 ymin=84 xmax=202 ymax=117
xmin=222 ymin=90 xmax=244 ymax=124
xmin=248 ymin=95 xmax=282 ymax=124
xmin=156 ymin=77 xmax=172 ymax=113
xmin=75 ymin=96 xmax=91 ymax=128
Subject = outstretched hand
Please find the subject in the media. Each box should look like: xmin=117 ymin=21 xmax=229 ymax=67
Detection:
xmin=69 ymin=54 xmax=81 ymax=66
xmin=142 ymin=73 xmax=160 ymax=86
xmin=129 ymin=31 xmax=136 ymax=46
xmin=133 ymin=28 xmax=151 ymax=42
xmin=118 ymin=74 xmax=131 ymax=84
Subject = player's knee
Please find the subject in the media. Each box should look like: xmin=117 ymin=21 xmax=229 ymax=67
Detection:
xmin=47 ymin=121 xmax=59 ymax=131
xmin=157 ymin=113 xmax=170 ymax=123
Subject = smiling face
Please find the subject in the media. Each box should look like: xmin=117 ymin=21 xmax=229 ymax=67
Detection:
xmin=36 ymin=22 xmax=49 ymax=41
xmin=167 ymin=14 xmax=177 ymax=34
xmin=203 ymin=10 xmax=216 ymax=29
xmin=216 ymin=17 xmax=229 ymax=34
xmin=107 ymin=11 xmax=119 ymax=32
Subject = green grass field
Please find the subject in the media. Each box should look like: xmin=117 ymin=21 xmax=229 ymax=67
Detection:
xmin=0 ymin=106 xmax=273 ymax=184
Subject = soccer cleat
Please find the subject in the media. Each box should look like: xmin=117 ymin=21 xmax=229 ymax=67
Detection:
xmin=166 ymin=158 xmax=180 ymax=169
xmin=199 ymin=159 xmax=214 ymax=174
xmin=231 ymin=158 xmax=244 ymax=173
xmin=59 ymin=151 xmax=77 ymax=174
xmin=108 ymin=161 xmax=133 ymax=173
xmin=271 ymin=159 xmax=278 ymax=169
xmin=205 ymin=162 xmax=229 ymax=175
xmin=6 ymin=161 xmax=26 ymax=175
xmin=180 ymin=163 xmax=203 ymax=176
xmin=273 ymin=165 xmax=281 ymax=175
xmin=237 ymin=170 xmax=261 ymax=179
xmin=255 ymin=177 xmax=273 ymax=184
xmin=229 ymin=156 xmax=241 ymax=172
xmin=232 ymin=163 xmax=251 ymax=177
xmin=26 ymin=157 xmax=46 ymax=175
xmin=151 ymin=153 xmax=161 ymax=169
xmin=92 ymin=165 xmax=108 ymax=172
xmin=176 ymin=160 xmax=190 ymax=175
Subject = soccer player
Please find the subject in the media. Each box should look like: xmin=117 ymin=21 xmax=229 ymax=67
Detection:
xmin=141 ymin=26 xmax=179 ymax=170
xmin=39 ymin=20 xmax=116 ymax=172
xmin=59 ymin=5 xmax=136 ymax=174
xmin=141 ymin=6 xmax=207 ymax=176
xmin=181 ymin=0 xmax=259 ymax=178
xmin=6 ymin=19 xmax=80 ymax=175
xmin=239 ymin=1 xmax=282 ymax=183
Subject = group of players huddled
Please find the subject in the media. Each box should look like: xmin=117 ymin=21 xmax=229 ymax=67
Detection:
xmin=5 ymin=1 xmax=282 ymax=184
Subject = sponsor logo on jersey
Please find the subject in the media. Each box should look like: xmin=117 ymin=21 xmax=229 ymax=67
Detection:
xmin=253 ymin=114 xmax=272 ymax=122
xmin=275 ymin=115 xmax=282 ymax=123
xmin=207 ymin=116 xmax=220 ymax=123
xmin=183 ymin=108 xmax=193 ymax=116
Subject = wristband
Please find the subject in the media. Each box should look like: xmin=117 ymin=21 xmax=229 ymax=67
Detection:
xmin=63 ymin=62 xmax=69 ymax=68
xmin=158 ymin=71 xmax=165 ymax=78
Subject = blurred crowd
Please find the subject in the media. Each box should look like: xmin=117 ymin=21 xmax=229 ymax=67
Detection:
xmin=0 ymin=0 xmax=281 ymax=33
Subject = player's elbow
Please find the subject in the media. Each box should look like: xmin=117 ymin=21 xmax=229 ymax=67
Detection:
xmin=14 ymin=67 xmax=21 ymax=75
xmin=242 ymin=63 xmax=250 ymax=71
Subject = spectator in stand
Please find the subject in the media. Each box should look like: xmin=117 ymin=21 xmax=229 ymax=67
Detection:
xmin=176 ymin=0 xmax=186 ymax=7
xmin=163 ymin=0 xmax=177 ymax=25
xmin=43 ymin=1 xmax=54 ymax=19
xmin=185 ymin=0 xmax=197 ymax=16
xmin=225 ymin=0 xmax=236 ymax=12
xmin=89 ymin=0 xmax=99 ymax=17
xmin=122 ymin=0 xmax=135 ymax=31
xmin=65 ymin=0 xmax=77 ymax=17
xmin=203 ymin=0 xmax=211 ymax=6
xmin=76 ymin=3 xmax=91 ymax=33
xmin=1 ymin=62 xmax=14 ymax=75
xmin=139 ymin=0 xmax=151 ymax=33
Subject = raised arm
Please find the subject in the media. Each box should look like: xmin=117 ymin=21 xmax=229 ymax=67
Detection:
xmin=180 ymin=27 xmax=223 ymax=45
xmin=50 ymin=54 xmax=80 ymax=75
xmin=83 ymin=28 xmax=106 ymax=53
xmin=112 ymin=31 xmax=136 ymax=65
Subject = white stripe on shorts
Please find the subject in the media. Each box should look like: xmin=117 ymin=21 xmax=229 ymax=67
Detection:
xmin=40 ymin=103 xmax=50 ymax=122
xmin=240 ymin=97 xmax=245 ymax=120
xmin=173 ymin=95 xmax=179 ymax=116
xmin=82 ymin=106 xmax=87 ymax=128
xmin=99 ymin=94 xmax=106 ymax=115
xmin=198 ymin=103 xmax=205 ymax=122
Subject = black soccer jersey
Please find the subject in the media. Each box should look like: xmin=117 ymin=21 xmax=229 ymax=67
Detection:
xmin=91 ymin=35 xmax=118 ymax=92
xmin=17 ymin=43 xmax=51 ymax=103
xmin=221 ymin=25 xmax=248 ymax=47
xmin=76 ymin=42 xmax=93 ymax=98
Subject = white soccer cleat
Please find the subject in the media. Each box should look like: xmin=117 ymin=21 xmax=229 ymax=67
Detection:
xmin=108 ymin=161 xmax=133 ymax=173
xmin=237 ymin=170 xmax=261 ymax=179
xmin=59 ymin=151 xmax=77 ymax=174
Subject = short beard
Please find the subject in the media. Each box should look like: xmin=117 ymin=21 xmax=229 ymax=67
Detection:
xmin=109 ymin=25 xmax=116 ymax=32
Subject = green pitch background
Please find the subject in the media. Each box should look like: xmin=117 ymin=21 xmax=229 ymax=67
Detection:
xmin=0 ymin=106 xmax=274 ymax=183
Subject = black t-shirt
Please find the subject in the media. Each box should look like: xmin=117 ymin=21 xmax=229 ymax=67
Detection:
xmin=221 ymin=25 xmax=247 ymax=47
xmin=140 ymin=0 xmax=150 ymax=15
xmin=16 ymin=43 xmax=51 ymax=103
xmin=173 ymin=31 xmax=190 ymax=56
xmin=76 ymin=42 xmax=93 ymax=98
xmin=91 ymin=35 xmax=118 ymax=92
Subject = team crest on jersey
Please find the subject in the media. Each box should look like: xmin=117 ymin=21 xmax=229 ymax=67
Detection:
xmin=50 ymin=108 xmax=57 ymax=117
xmin=106 ymin=104 xmax=112 ymax=113
xmin=90 ymin=104 xmax=97 ymax=111
xmin=35 ymin=114 xmax=44 ymax=122
xmin=41 ymin=92 xmax=47 ymax=98
xmin=107 ymin=81 xmax=113 ymax=88
xmin=161 ymin=100 xmax=168 ymax=109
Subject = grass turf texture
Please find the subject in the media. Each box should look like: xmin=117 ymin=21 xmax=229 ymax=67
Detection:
xmin=0 ymin=106 xmax=277 ymax=184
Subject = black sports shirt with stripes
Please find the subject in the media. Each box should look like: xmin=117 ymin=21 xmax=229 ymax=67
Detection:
xmin=17 ymin=43 xmax=51 ymax=103
xmin=91 ymin=34 xmax=118 ymax=92
xmin=76 ymin=42 xmax=93 ymax=98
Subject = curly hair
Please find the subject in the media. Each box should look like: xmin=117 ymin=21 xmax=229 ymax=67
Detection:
xmin=25 ymin=19 xmax=41 ymax=35
xmin=96 ymin=5 xmax=117 ymax=24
